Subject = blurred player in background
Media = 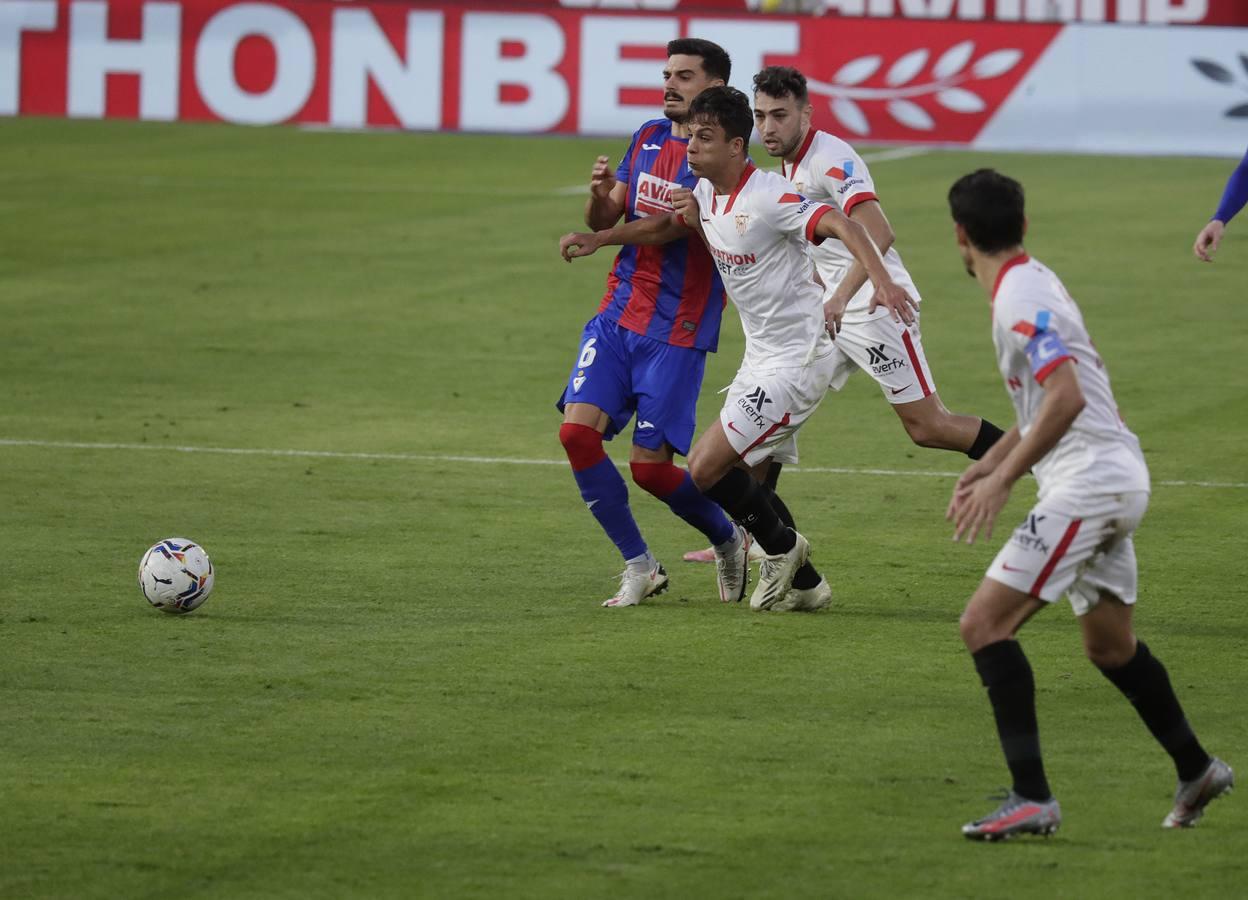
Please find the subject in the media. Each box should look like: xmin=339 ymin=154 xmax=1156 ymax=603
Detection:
xmin=947 ymin=169 xmax=1232 ymax=841
xmin=1193 ymin=145 xmax=1248 ymax=261
xmin=556 ymin=39 xmax=752 ymax=609
xmin=564 ymin=86 xmax=917 ymax=610
xmin=683 ymin=66 xmax=1003 ymax=565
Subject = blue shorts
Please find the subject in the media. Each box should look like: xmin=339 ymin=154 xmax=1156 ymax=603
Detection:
xmin=556 ymin=314 xmax=707 ymax=455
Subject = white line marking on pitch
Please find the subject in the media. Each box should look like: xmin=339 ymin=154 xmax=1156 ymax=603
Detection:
xmin=0 ymin=439 xmax=1242 ymax=489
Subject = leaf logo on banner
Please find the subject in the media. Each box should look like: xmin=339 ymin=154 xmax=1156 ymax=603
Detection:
xmin=1191 ymin=55 xmax=1248 ymax=119
xmin=805 ymin=42 xmax=1023 ymax=136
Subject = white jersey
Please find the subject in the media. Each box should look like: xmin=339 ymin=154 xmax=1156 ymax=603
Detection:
xmin=781 ymin=129 xmax=919 ymax=320
xmin=691 ymin=164 xmax=834 ymax=372
xmin=992 ymin=255 xmax=1149 ymax=501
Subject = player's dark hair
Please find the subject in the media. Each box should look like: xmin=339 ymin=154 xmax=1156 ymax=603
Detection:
xmin=948 ymin=169 xmax=1026 ymax=253
xmin=752 ymin=66 xmax=808 ymax=104
xmin=667 ymin=38 xmax=732 ymax=83
xmin=689 ymin=86 xmax=754 ymax=145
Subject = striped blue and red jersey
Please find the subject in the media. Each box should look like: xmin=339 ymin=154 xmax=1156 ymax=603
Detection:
xmin=597 ymin=119 xmax=726 ymax=353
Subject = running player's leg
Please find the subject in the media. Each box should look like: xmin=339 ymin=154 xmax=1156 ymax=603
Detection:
xmin=836 ymin=315 xmax=1005 ymax=458
xmin=1072 ymin=509 xmax=1232 ymax=827
xmin=556 ymin=318 xmax=661 ymax=605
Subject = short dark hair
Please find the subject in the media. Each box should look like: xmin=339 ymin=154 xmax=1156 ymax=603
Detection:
xmin=667 ymin=38 xmax=732 ymax=84
xmin=948 ymin=169 xmax=1026 ymax=253
xmin=753 ymin=66 xmax=808 ymax=104
xmin=689 ymin=86 xmax=754 ymax=145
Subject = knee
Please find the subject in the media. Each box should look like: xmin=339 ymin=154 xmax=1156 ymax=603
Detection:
xmin=902 ymin=417 xmax=943 ymax=449
xmin=687 ymin=454 xmax=721 ymax=493
xmin=959 ymin=608 xmax=1005 ymax=653
xmin=559 ymin=422 xmax=605 ymax=469
xmin=1084 ymin=635 xmax=1136 ymax=670
xmin=630 ymin=461 xmax=685 ymax=498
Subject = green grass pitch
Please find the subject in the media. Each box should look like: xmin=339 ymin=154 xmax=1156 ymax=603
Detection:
xmin=1 ymin=118 xmax=1246 ymax=898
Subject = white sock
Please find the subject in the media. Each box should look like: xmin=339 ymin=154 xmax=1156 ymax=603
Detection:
xmin=625 ymin=551 xmax=656 ymax=571
xmin=713 ymin=525 xmax=743 ymax=555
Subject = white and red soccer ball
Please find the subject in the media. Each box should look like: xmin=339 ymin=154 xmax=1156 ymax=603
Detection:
xmin=138 ymin=538 xmax=215 ymax=614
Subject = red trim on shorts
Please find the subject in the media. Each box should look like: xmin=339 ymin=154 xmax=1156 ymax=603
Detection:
xmin=805 ymin=205 xmax=834 ymax=245
xmin=842 ymin=192 xmax=878 ymax=216
xmin=1030 ymin=518 xmax=1082 ymax=597
xmin=1034 ymin=355 xmax=1074 ymax=384
xmin=901 ymin=329 xmax=932 ymax=397
xmin=742 ymin=413 xmax=791 ymax=457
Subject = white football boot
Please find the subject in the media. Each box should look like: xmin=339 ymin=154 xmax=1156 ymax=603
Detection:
xmin=749 ymin=531 xmax=810 ymax=611
xmin=1163 ymin=757 xmax=1233 ymax=828
xmin=683 ymin=541 xmax=766 ymax=564
xmin=771 ymin=577 xmax=832 ymax=612
xmin=602 ymin=561 xmax=669 ymax=608
xmin=713 ymin=525 xmax=751 ymax=603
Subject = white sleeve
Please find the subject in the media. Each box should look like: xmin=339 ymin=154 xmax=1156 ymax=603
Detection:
xmin=996 ymin=290 xmax=1076 ymax=385
xmin=812 ymin=139 xmax=878 ymax=215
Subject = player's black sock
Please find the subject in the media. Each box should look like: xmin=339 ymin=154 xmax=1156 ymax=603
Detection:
xmin=791 ymin=563 xmax=820 ymax=590
xmin=1097 ymin=641 xmax=1211 ymax=781
xmin=758 ymin=472 xmax=819 ymax=589
xmin=703 ymin=468 xmax=795 ymax=555
xmin=763 ymin=461 xmax=783 ymax=492
xmin=967 ymin=419 xmax=1005 ymax=460
xmin=972 ymin=640 xmax=1052 ymax=802
xmin=761 ymin=484 xmax=795 ymax=529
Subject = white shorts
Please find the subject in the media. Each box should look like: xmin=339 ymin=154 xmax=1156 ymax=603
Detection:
xmin=986 ymin=491 xmax=1149 ymax=616
xmin=720 ymin=351 xmax=837 ymax=468
xmin=827 ymin=310 xmax=936 ymax=405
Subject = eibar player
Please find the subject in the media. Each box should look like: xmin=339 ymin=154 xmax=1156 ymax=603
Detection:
xmin=563 ymin=86 xmax=917 ymax=610
xmin=556 ymin=39 xmax=752 ymax=608
xmin=683 ymin=66 xmax=1003 ymax=566
xmin=946 ymin=169 xmax=1232 ymax=840
xmin=1193 ymin=144 xmax=1248 ymax=261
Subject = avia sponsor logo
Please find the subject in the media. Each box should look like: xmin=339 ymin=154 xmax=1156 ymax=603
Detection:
xmin=837 ymin=178 xmax=866 ymax=196
xmin=827 ymin=160 xmax=855 ymax=180
xmin=1009 ymin=513 xmax=1051 ymax=555
xmin=866 ymin=343 xmax=907 ymax=375
xmin=634 ymin=172 xmax=681 ymax=218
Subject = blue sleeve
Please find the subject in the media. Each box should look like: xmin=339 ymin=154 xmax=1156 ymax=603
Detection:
xmin=1213 ymin=147 xmax=1248 ymax=224
xmin=615 ymin=129 xmax=641 ymax=185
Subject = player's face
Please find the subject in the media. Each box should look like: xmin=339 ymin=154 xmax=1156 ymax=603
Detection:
xmin=686 ymin=120 xmax=739 ymax=181
xmin=954 ymin=223 xmax=976 ymax=277
xmin=663 ymin=55 xmax=721 ymax=124
xmin=753 ymin=93 xmax=810 ymax=159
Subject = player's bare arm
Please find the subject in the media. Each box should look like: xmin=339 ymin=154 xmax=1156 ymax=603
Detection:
xmin=560 ymin=213 xmax=689 ymax=262
xmin=585 ymin=155 xmax=629 ymax=231
xmin=951 ymin=361 xmax=1085 ymax=544
xmin=823 ymin=201 xmax=896 ymax=334
xmin=946 ymin=426 xmax=1020 ymax=522
xmin=812 ymin=208 xmax=916 ymax=325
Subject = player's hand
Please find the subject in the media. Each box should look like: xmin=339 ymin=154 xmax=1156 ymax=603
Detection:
xmin=590 ymin=155 xmax=617 ymax=200
xmin=672 ymin=187 xmax=699 ymax=227
xmin=823 ymin=291 xmax=850 ymax=337
xmin=946 ymin=460 xmax=992 ymax=522
xmin=951 ymin=471 xmax=1010 ymax=545
xmin=868 ymin=280 xmax=918 ymax=325
xmin=560 ymin=231 xmax=603 ymax=262
xmin=1194 ymin=220 xmax=1225 ymax=262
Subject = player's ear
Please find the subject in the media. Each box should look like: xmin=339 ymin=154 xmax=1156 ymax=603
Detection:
xmin=1022 ymin=216 xmax=1029 ymax=237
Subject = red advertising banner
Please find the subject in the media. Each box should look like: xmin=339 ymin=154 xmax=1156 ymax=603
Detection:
xmin=2 ymin=0 xmax=1063 ymax=144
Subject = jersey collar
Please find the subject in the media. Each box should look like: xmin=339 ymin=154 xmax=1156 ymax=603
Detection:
xmin=714 ymin=162 xmax=756 ymax=215
xmin=782 ymin=128 xmax=817 ymax=181
xmin=992 ymin=253 xmax=1031 ymax=305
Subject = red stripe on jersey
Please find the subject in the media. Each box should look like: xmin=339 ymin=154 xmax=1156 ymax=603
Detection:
xmin=617 ymin=244 xmax=664 ymax=335
xmin=667 ymin=235 xmax=715 ymax=347
xmin=1034 ymin=355 xmax=1075 ymax=384
xmin=717 ymin=163 xmax=756 ymax=214
xmin=901 ymin=330 xmax=932 ymax=396
xmin=744 ymin=413 xmax=792 ymax=456
xmin=779 ymin=193 xmax=804 ymax=203
xmin=782 ymin=128 xmax=817 ymax=181
xmin=806 ymin=205 xmax=834 ymax=245
xmin=843 ymin=192 xmax=878 ymax=216
xmin=1030 ymin=519 xmax=1082 ymax=597
xmin=992 ymin=253 xmax=1031 ymax=305
xmin=628 ymin=124 xmax=661 ymax=180
xmin=1012 ymin=321 xmax=1037 ymax=337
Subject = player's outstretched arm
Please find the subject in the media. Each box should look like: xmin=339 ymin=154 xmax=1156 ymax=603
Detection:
xmin=560 ymin=213 xmax=690 ymax=262
xmin=822 ymin=201 xmax=895 ymax=334
xmin=951 ymin=362 xmax=1084 ymax=544
xmin=1195 ymin=146 xmax=1248 ymax=261
xmin=1194 ymin=220 xmax=1225 ymax=263
xmin=585 ymin=155 xmax=629 ymax=230
xmin=814 ymin=209 xmax=916 ymax=325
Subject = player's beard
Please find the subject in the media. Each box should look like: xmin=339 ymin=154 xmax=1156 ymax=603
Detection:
xmin=776 ymin=132 xmax=803 ymax=159
xmin=664 ymin=94 xmax=690 ymax=124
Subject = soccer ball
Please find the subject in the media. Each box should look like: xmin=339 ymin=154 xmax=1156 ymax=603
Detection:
xmin=138 ymin=538 xmax=215 ymax=614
